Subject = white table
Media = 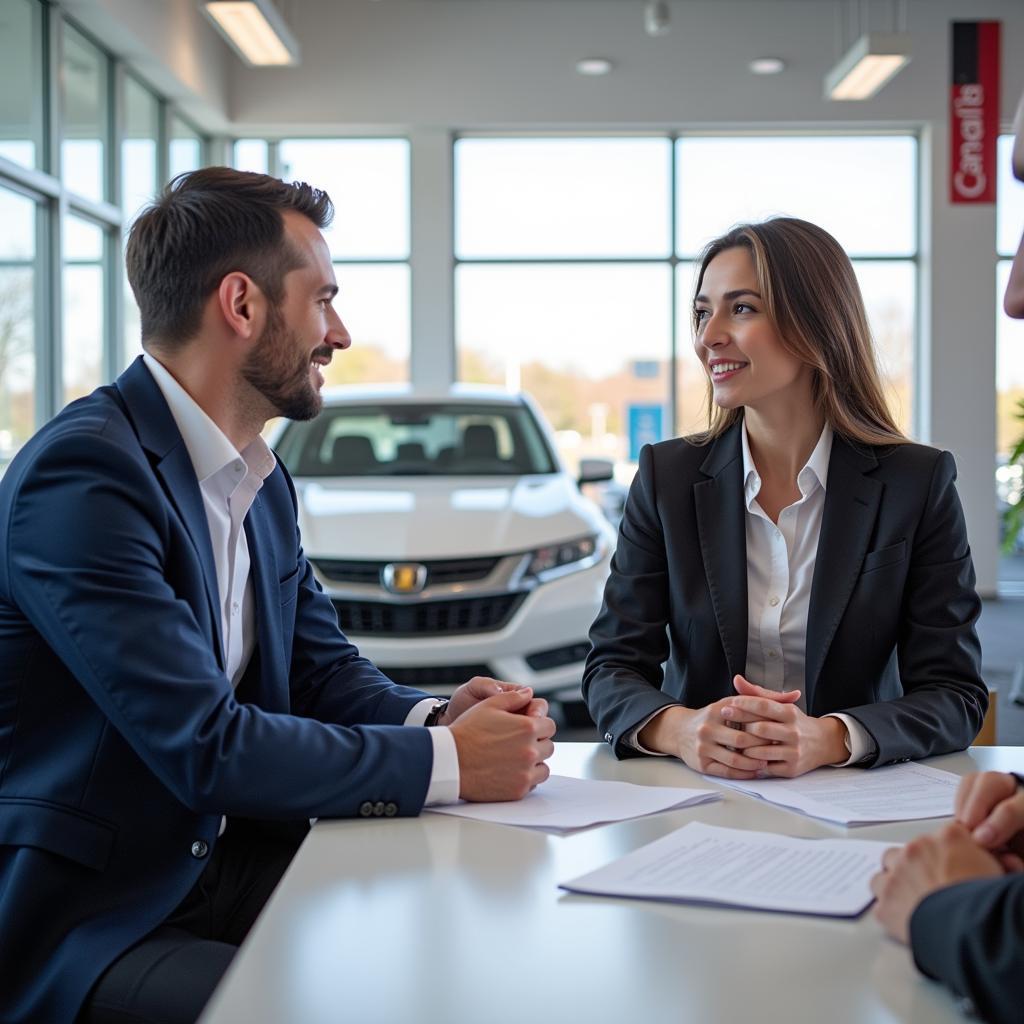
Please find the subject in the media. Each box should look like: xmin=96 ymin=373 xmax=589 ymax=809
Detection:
xmin=200 ymin=745 xmax=1024 ymax=1024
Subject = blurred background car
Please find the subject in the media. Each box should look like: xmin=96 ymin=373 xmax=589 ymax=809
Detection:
xmin=269 ymin=385 xmax=617 ymax=705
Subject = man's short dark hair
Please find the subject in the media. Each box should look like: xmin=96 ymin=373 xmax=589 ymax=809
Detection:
xmin=125 ymin=167 xmax=334 ymax=349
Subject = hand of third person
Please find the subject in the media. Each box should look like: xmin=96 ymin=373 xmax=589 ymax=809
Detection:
xmin=448 ymin=688 xmax=555 ymax=802
xmin=954 ymin=771 xmax=1024 ymax=871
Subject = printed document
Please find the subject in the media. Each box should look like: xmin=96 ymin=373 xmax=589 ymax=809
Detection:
xmin=712 ymin=762 xmax=959 ymax=825
xmin=560 ymin=821 xmax=894 ymax=917
xmin=427 ymin=774 xmax=720 ymax=832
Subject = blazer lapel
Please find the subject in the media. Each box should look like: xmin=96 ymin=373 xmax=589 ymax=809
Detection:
xmin=804 ymin=437 xmax=882 ymax=711
xmin=693 ymin=423 xmax=748 ymax=680
xmin=242 ymin=495 xmax=288 ymax=712
xmin=115 ymin=357 xmax=225 ymax=668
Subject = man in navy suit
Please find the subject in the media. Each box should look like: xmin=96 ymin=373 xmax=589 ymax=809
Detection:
xmin=0 ymin=168 xmax=556 ymax=1024
xmin=871 ymin=92 xmax=1024 ymax=1024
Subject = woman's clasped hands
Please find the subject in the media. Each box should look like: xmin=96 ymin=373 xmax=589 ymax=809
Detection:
xmin=650 ymin=674 xmax=851 ymax=779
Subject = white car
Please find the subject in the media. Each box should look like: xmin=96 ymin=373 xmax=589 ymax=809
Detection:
xmin=270 ymin=385 xmax=617 ymax=696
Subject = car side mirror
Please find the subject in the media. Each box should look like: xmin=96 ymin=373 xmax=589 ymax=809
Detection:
xmin=578 ymin=458 xmax=614 ymax=485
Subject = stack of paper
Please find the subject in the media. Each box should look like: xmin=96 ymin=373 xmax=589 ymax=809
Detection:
xmin=711 ymin=762 xmax=960 ymax=825
xmin=427 ymin=774 xmax=720 ymax=833
xmin=560 ymin=822 xmax=894 ymax=917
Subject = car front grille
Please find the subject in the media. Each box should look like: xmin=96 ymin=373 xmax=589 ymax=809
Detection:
xmin=332 ymin=593 xmax=527 ymax=637
xmin=378 ymin=664 xmax=494 ymax=688
xmin=313 ymin=556 xmax=500 ymax=586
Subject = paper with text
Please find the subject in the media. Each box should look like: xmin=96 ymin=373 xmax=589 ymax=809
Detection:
xmin=711 ymin=762 xmax=959 ymax=825
xmin=560 ymin=822 xmax=894 ymax=916
xmin=427 ymin=774 xmax=720 ymax=832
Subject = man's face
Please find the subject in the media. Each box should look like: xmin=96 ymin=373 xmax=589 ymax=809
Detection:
xmin=1006 ymin=95 xmax=1024 ymax=321
xmin=241 ymin=210 xmax=350 ymax=421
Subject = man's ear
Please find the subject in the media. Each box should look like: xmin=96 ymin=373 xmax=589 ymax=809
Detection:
xmin=216 ymin=272 xmax=266 ymax=340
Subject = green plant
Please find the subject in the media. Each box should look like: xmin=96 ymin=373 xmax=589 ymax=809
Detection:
xmin=1001 ymin=397 xmax=1024 ymax=553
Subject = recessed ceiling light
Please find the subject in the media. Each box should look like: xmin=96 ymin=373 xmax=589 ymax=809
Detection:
xmin=576 ymin=58 xmax=613 ymax=77
xmin=749 ymin=57 xmax=785 ymax=75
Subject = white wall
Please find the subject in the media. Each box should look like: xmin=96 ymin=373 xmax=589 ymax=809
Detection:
xmin=64 ymin=0 xmax=1024 ymax=595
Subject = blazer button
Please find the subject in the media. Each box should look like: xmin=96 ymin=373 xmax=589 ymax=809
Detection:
xmin=190 ymin=840 xmax=209 ymax=859
xmin=604 ymin=732 xmax=613 ymax=744
xmin=359 ymin=801 xmax=373 ymax=817
xmin=373 ymin=801 xmax=385 ymax=816
xmin=384 ymin=802 xmax=398 ymax=817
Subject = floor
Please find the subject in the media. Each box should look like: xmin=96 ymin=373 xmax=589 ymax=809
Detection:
xmin=556 ymin=594 xmax=1024 ymax=745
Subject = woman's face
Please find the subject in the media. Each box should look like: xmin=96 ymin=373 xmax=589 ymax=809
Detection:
xmin=693 ymin=245 xmax=811 ymax=416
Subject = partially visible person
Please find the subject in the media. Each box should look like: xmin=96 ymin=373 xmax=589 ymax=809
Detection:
xmin=583 ymin=215 xmax=986 ymax=780
xmin=0 ymin=168 xmax=555 ymax=1024
xmin=871 ymin=90 xmax=1024 ymax=1024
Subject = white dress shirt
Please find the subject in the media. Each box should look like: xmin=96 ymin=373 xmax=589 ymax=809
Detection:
xmin=143 ymin=355 xmax=460 ymax=805
xmin=629 ymin=422 xmax=874 ymax=765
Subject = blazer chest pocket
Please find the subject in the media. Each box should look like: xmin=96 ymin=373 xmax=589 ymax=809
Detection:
xmin=0 ymin=797 xmax=116 ymax=871
xmin=860 ymin=539 xmax=907 ymax=575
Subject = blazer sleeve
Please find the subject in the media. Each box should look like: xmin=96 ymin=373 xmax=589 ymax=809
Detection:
xmin=5 ymin=429 xmax=434 ymax=820
xmin=840 ymin=450 xmax=986 ymax=764
xmin=909 ymin=874 xmax=1024 ymax=1024
xmin=582 ymin=443 xmax=681 ymax=756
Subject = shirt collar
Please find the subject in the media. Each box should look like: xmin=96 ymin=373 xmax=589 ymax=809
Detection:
xmin=741 ymin=419 xmax=833 ymax=509
xmin=142 ymin=353 xmax=276 ymax=485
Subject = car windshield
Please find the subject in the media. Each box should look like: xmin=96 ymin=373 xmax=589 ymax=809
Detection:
xmin=275 ymin=402 xmax=559 ymax=477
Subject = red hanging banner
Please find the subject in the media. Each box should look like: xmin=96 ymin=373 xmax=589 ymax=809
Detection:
xmin=950 ymin=21 xmax=1000 ymax=204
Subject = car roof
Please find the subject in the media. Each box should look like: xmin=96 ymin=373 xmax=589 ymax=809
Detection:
xmin=319 ymin=383 xmax=528 ymax=407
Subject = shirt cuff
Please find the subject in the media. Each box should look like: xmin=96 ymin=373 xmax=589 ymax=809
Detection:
xmin=404 ymin=699 xmax=460 ymax=805
xmin=823 ymin=713 xmax=876 ymax=766
xmin=423 ymin=727 xmax=461 ymax=806
xmin=623 ymin=706 xmax=676 ymax=756
xmin=405 ymin=697 xmax=439 ymax=727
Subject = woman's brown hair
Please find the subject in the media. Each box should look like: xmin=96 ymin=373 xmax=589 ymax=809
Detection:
xmin=691 ymin=217 xmax=907 ymax=446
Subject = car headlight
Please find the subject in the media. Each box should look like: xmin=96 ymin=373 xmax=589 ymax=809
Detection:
xmin=521 ymin=534 xmax=606 ymax=583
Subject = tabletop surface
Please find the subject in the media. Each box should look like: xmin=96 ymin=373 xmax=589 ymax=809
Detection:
xmin=199 ymin=744 xmax=1024 ymax=1024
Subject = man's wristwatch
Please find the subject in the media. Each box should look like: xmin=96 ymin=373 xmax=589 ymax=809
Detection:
xmin=424 ymin=699 xmax=450 ymax=727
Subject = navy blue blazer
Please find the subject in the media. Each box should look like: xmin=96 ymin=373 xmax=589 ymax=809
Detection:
xmin=910 ymin=873 xmax=1024 ymax=1023
xmin=583 ymin=422 xmax=987 ymax=764
xmin=0 ymin=358 xmax=436 ymax=1023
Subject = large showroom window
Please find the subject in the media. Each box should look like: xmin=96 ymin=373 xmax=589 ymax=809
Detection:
xmin=273 ymin=139 xmax=411 ymax=386
xmin=0 ymin=0 xmax=212 ymax=468
xmin=455 ymin=134 xmax=918 ymax=475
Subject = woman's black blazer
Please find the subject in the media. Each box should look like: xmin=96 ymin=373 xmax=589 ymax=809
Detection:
xmin=583 ymin=420 xmax=987 ymax=766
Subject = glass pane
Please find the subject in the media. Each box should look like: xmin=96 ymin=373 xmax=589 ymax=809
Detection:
xmin=457 ymin=263 xmax=671 ymax=471
xmin=122 ymin=75 xmax=159 ymax=223
xmin=278 ymin=139 xmax=409 ymax=259
xmin=0 ymin=186 xmax=36 ymax=468
xmin=676 ymin=136 xmax=917 ymax=257
xmin=234 ymin=138 xmax=268 ymax=174
xmin=852 ymin=261 xmax=915 ymax=437
xmin=997 ymin=260 xmax=1024 ymax=455
xmin=325 ymin=264 xmax=409 ymax=385
xmin=61 ymin=23 xmax=108 ymax=203
xmin=0 ymin=0 xmax=44 ymax=169
xmin=169 ymin=115 xmax=202 ymax=180
xmin=62 ymin=215 xmax=104 ymax=406
xmin=998 ymin=134 xmax=1024 ymax=258
xmin=456 ymin=138 xmax=672 ymax=258
xmin=674 ymin=259 xmax=914 ymax=439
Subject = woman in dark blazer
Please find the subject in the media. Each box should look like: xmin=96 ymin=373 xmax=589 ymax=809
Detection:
xmin=583 ymin=216 xmax=986 ymax=779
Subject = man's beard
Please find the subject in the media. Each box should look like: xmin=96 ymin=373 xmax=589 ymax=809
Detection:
xmin=241 ymin=303 xmax=325 ymax=422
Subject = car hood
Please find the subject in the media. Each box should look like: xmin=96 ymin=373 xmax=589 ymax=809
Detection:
xmin=294 ymin=474 xmax=608 ymax=559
